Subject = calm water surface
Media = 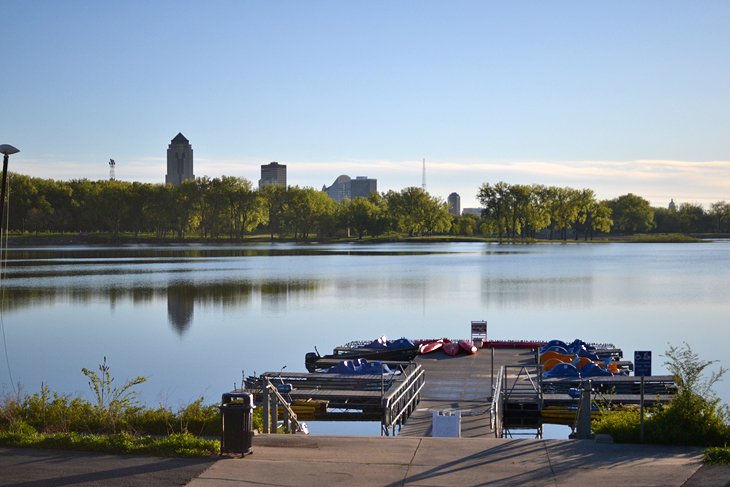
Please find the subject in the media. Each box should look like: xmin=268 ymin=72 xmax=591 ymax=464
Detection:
xmin=1 ymin=241 xmax=728 ymax=435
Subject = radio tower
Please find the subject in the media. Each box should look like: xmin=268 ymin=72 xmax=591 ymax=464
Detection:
xmin=422 ymin=158 xmax=426 ymax=191
xmin=108 ymin=159 xmax=116 ymax=180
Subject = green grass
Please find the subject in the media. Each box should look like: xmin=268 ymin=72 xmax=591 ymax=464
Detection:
xmin=0 ymin=429 xmax=219 ymax=457
xmin=629 ymin=233 xmax=699 ymax=243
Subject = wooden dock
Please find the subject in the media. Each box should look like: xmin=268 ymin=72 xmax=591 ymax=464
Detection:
xmin=245 ymin=341 xmax=677 ymax=438
xmin=398 ymin=348 xmax=536 ymax=438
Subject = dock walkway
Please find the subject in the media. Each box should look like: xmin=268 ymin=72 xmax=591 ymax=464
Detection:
xmin=399 ymin=348 xmax=535 ymax=438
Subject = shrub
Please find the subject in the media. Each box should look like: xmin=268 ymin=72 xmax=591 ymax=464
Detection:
xmin=592 ymin=408 xmax=642 ymax=443
xmin=593 ymin=343 xmax=730 ymax=448
xmin=704 ymin=446 xmax=730 ymax=465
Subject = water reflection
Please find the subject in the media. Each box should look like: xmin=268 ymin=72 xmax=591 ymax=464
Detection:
xmin=2 ymin=279 xmax=321 ymax=335
xmin=167 ymin=285 xmax=195 ymax=334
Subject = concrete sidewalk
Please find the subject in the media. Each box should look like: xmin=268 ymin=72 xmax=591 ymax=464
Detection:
xmin=187 ymin=435 xmax=723 ymax=487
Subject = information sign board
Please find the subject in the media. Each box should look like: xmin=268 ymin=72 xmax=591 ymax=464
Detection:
xmin=634 ymin=351 xmax=652 ymax=377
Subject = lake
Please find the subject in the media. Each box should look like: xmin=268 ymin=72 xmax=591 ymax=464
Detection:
xmin=1 ymin=241 xmax=728 ymax=436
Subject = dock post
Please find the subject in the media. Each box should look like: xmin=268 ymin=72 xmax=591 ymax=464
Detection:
xmin=490 ymin=347 xmax=494 ymax=398
xmin=283 ymin=405 xmax=290 ymax=433
xmin=576 ymin=380 xmax=593 ymax=439
xmin=263 ymin=387 xmax=270 ymax=434
xmin=270 ymin=392 xmax=278 ymax=433
xmin=640 ymin=375 xmax=645 ymax=443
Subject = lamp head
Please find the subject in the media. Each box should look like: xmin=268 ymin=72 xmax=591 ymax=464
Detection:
xmin=0 ymin=145 xmax=20 ymax=156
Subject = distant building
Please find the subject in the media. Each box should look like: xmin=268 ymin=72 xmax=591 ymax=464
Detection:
xmin=165 ymin=133 xmax=194 ymax=185
xmin=447 ymin=192 xmax=461 ymax=217
xmin=350 ymin=176 xmax=377 ymax=199
xmin=668 ymin=199 xmax=677 ymax=211
xmin=322 ymin=175 xmax=377 ymax=202
xmin=259 ymin=162 xmax=287 ymax=189
xmin=462 ymin=208 xmax=483 ymax=217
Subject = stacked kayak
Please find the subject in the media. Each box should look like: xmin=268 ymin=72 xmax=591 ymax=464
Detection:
xmin=419 ymin=338 xmax=478 ymax=357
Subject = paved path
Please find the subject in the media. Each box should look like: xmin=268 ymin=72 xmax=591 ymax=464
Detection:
xmin=2 ymin=437 xmax=727 ymax=486
xmin=0 ymin=447 xmax=213 ymax=486
xmin=187 ymin=435 xmax=723 ymax=487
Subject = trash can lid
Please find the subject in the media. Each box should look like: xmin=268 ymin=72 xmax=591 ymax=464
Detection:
xmin=222 ymin=392 xmax=254 ymax=407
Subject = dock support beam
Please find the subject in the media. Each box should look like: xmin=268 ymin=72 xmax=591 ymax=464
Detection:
xmin=263 ymin=388 xmax=270 ymax=434
xmin=575 ymin=380 xmax=593 ymax=439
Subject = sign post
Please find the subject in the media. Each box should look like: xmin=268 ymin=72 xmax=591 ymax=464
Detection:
xmin=634 ymin=351 xmax=651 ymax=443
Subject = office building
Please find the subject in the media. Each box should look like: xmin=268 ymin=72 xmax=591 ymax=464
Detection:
xmin=165 ymin=133 xmax=194 ymax=185
xmin=259 ymin=162 xmax=287 ymax=189
xmin=448 ymin=192 xmax=461 ymax=217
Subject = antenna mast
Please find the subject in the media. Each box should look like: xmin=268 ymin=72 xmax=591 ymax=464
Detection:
xmin=422 ymin=158 xmax=426 ymax=191
xmin=109 ymin=159 xmax=116 ymax=180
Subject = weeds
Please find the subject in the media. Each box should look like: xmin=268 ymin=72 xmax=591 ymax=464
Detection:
xmin=593 ymin=343 xmax=730 ymax=453
xmin=82 ymin=357 xmax=147 ymax=433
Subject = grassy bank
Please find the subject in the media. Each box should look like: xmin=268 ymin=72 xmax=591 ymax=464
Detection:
xmin=0 ymin=359 xmax=268 ymax=457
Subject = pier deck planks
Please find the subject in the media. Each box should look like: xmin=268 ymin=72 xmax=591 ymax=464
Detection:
xmin=398 ymin=348 xmax=536 ymax=438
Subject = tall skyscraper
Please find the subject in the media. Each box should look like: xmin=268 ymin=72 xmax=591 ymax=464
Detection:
xmin=448 ymin=192 xmax=461 ymax=216
xmin=165 ymin=133 xmax=194 ymax=185
xmin=259 ymin=162 xmax=287 ymax=189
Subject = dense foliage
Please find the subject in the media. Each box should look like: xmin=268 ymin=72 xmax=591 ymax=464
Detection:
xmin=6 ymin=172 xmax=730 ymax=240
xmin=593 ymin=343 xmax=730 ymax=448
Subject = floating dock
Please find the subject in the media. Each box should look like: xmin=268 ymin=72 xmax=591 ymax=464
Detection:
xmin=244 ymin=339 xmax=678 ymax=438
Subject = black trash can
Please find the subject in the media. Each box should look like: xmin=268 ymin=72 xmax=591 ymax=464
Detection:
xmin=219 ymin=392 xmax=254 ymax=456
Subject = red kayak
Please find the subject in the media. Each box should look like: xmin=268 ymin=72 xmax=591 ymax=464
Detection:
xmin=458 ymin=339 xmax=478 ymax=354
xmin=443 ymin=342 xmax=461 ymax=356
xmin=419 ymin=338 xmax=451 ymax=355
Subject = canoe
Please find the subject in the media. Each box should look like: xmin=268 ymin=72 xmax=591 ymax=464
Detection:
xmin=458 ymin=339 xmax=477 ymax=354
xmin=443 ymin=342 xmax=461 ymax=356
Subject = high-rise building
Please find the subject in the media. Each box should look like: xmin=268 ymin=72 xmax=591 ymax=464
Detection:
xmin=448 ymin=192 xmax=461 ymax=216
xmin=350 ymin=176 xmax=377 ymax=199
xmin=322 ymin=175 xmax=377 ymax=202
xmin=165 ymin=133 xmax=194 ymax=185
xmin=259 ymin=162 xmax=287 ymax=189
xmin=668 ymin=199 xmax=677 ymax=211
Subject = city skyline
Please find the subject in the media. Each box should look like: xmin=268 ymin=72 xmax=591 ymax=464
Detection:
xmin=2 ymin=2 xmax=729 ymax=208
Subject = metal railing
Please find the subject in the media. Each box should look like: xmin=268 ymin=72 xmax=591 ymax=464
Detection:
xmin=490 ymin=364 xmax=543 ymax=438
xmin=381 ymin=363 xmax=425 ymax=436
xmin=490 ymin=364 xmax=505 ymax=437
xmin=265 ymin=379 xmax=307 ymax=434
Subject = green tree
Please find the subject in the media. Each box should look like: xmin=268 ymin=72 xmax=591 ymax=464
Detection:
xmin=385 ymin=187 xmax=447 ymax=236
xmin=260 ymin=185 xmax=288 ymax=240
xmin=342 ymin=197 xmax=381 ymax=239
xmin=477 ymin=181 xmax=512 ymax=241
xmin=677 ymin=203 xmax=710 ymax=233
xmin=708 ymin=201 xmax=730 ymax=233
xmin=607 ymin=193 xmax=655 ymax=234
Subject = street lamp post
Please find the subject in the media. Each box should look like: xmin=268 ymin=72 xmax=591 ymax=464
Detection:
xmin=0 ymin=144 xmax=20 ymax=236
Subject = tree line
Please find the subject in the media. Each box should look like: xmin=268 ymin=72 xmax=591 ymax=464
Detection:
xmin=6 ymin=173 xmax=730 ymax=240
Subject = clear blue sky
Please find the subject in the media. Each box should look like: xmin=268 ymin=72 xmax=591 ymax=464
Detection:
xmin=2 ymin=1 xmax=729 ymax=208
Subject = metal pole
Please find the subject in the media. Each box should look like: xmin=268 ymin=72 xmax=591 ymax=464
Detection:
xmin=640 ymin=375 xmax=645 ymax=443
xmin=490 ymin=347 xmax=494 ymax=398
xmin=0 ymin=154 xmax=9 ymax=238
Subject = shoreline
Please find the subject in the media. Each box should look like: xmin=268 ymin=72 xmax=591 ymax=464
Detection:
xmin=4 ymin=232 xmax=716 ymax=246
